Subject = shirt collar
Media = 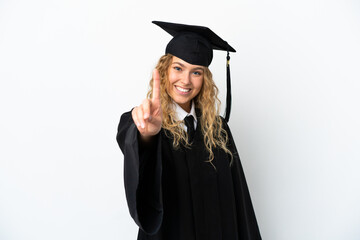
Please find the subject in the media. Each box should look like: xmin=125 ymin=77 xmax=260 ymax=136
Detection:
xmin=173 ymin=101 xmax=197 ymax=126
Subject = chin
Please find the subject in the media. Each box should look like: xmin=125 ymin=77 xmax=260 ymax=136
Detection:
xmin=174 ymin=99 xmax=191 ymax=106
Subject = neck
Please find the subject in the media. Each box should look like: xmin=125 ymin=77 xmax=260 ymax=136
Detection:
xmin=178 ymin=102 xmax=191 ymax=113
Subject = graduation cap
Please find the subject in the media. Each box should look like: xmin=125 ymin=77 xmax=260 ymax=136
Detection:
xmin=152 ymin=21 xmax=236 ymax=123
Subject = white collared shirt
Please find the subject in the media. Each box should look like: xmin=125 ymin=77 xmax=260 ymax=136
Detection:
xmin=173 ymin=101 xmax=197 ymax=131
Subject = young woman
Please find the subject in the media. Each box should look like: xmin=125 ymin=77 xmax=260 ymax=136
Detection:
xmin=117 ymin=21 xmax=261 ymax=240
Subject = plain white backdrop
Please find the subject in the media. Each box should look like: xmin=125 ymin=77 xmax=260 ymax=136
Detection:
xmin=1 ymin=0 xmax=360 ymax=239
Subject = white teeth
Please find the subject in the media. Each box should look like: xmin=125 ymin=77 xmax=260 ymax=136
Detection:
xmin=176 ymin=86 xmax=190 ymax=93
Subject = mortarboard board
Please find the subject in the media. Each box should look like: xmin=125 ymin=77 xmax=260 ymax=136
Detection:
xmin=152 ymin=21 xmax=236 ymax=122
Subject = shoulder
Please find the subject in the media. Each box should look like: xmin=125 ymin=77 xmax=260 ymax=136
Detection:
xmin=117 ymin=110 xmax=133 ymax=130
xmin=218 ymin=115 xmax=231 ymax=132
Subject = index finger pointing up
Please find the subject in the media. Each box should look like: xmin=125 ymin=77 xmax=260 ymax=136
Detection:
xmin=152 ymin=69 xmax=161 ymax=102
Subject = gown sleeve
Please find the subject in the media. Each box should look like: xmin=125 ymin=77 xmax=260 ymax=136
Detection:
xmin=116 ymin=111 xmax=163 ymax=235
xmin=222 ymin=118 xmax=262 ymax=240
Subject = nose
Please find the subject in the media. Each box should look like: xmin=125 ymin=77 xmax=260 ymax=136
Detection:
xmin=181 ymin=72 xmax=191 ymax=85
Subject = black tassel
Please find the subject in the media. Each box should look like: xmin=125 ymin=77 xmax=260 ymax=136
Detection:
xmin=224 ymin=48 xmax=232 ymax=123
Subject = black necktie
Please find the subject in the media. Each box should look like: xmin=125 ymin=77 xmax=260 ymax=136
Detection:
xmin=184 ymin=115 xmax=195 ymax=142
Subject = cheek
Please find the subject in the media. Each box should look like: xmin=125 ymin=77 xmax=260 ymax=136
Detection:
xmin=165 ymin=71 xmax=174 ymax=93
xmin=167 ymin=70 xmax=177 ymax=84
xmin=167 ymin=77 xmax=174 ymax=93
xmin=168 ymin=75 xmax=175 ymax=85
xmin=194 ymin=77 xmax=204 ymax=91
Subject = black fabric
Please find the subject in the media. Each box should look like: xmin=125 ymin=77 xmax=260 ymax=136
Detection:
xmin=184 ymin=115 xmax=195 ymax=142
xmin=152 ymin=21 xmax=236 ymax=67
xmin=224 ymin=53 xmax=232 ymax=123
xmin=116 ymin=111 xmax=262 ymax=240
xmin=117 ymin=113 xmax=163 ymax=235
xmin=167 ymin=32 xmax=213 ymax=67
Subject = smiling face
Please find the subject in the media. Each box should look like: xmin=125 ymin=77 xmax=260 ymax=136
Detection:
xmin=167 ymin=56 xmax=204 ymax=112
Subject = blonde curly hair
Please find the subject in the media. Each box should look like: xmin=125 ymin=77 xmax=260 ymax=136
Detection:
xmin=147 ymin=54 xmax=232 ymax=165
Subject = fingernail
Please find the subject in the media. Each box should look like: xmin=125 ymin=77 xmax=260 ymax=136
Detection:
xmin=144 ymin=113 xmax=149 ymax=119
xmin=141 ymin=123 xmax=145 ymax=128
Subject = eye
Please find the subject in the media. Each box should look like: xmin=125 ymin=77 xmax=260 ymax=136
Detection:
xmin=174 ymin=66 xmax=182 ymax=71
xmin=193 ymin=71 xmax=202 ymax=76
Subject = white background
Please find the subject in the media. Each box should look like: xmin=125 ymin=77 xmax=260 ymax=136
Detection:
xmin=1 ymin=0 xmax=360 ymax=239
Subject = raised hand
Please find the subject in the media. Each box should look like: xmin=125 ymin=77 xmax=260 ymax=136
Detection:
xmin=132 ymin=69 xmax=163 ymax=139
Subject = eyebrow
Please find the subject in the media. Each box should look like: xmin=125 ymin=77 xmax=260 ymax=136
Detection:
xmin=172 ymin=62 xmax=204 ymax=71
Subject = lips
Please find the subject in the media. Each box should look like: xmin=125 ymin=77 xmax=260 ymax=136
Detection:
xmin=175 ymin=85 xmax=191 ymax=93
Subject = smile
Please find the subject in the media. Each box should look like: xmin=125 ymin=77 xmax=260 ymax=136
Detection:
xmin=175 ymin=86 xmax=191 ymax=93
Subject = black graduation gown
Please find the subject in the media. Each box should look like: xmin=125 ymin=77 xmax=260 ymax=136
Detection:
xmin=116 ymin=111 xmax=262 ymax=240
